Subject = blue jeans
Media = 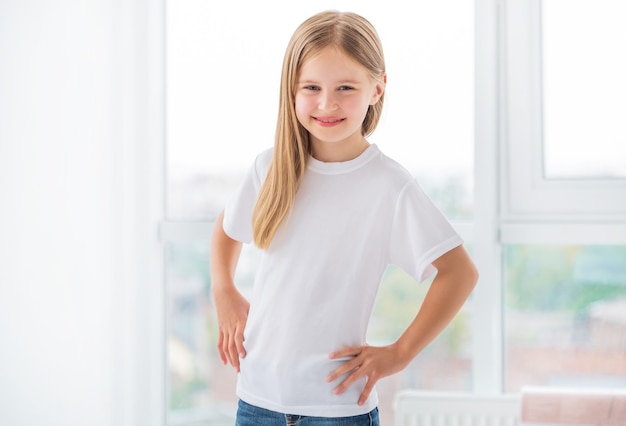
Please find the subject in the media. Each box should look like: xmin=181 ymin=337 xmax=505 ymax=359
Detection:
xmin=235 ymin=399 xmax=380 ymax=426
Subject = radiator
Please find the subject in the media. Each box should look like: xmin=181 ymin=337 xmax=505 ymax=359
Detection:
xmin=393 ymin=390 xmax=521 ymax=426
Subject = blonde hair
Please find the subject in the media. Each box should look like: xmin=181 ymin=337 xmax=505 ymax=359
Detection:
xmin=252 ymin=10 xmax=386 ymax=248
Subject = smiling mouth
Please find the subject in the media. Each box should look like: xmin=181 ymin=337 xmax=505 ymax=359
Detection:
xmin=314 ymin=117 xmax=345 ymax=126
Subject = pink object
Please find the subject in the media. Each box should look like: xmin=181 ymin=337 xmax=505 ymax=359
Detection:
xmin=520 ymin=386 xmax=626 ymax=426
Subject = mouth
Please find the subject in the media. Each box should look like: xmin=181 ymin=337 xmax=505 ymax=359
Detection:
xmin=314 ymin=116 xmax=345 ymax=127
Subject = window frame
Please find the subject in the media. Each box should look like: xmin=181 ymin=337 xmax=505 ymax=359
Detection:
xmin=497 ymin=0 xmax=626 ymax=393
xmin=501 ymin=0 xmax=626 ymax=223
xmin=472 ymin=0 xmax=504 ymax=394
xmin=156 ymin=1 xmax=626 ymax=424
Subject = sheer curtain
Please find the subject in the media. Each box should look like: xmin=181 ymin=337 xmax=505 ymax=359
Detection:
xmin=0 ymin=1 xmax=165 ymax=425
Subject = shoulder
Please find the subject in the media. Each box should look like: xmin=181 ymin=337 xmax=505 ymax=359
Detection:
xmin=250 ymin=146 xmax=274 ymax=182
xmin=369 ymin=146 xmax=439 ymax=210
xmin=371 ymin=145 xmax=417 ymax=189
xmin=256 ymin=146 xmax=274 ymax=164
xmin=254 ymin=146 xmax=273 ymax=168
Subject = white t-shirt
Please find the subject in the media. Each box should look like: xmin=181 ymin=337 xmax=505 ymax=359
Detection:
xmin=223 ymin=144 xmax=463 ymax=417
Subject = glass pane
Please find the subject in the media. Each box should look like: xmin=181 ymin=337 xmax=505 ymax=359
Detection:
xmin=504 ymin=244 xmax=626 ymax=391
xmin=165 ymin=0 xmax=473 ymax=220
xmin=542 ymin=0 xmax=626 ymax=179
xmin=166 ymin=241 xmax=260 ymax=424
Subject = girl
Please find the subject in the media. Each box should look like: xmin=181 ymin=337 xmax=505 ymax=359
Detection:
xmin=211 ymin=10 xmax=478 ymax=426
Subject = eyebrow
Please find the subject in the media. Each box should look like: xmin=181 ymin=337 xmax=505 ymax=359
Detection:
xmin=297 ymin=79 xmax=362 ymax=85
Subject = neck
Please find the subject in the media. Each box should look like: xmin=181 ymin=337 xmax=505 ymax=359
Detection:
xmin=310 ymin=137 xmax=370 ymax=163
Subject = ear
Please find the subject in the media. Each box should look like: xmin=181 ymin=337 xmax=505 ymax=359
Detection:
xmin=370 ymin=72 xmax=386 ymax=105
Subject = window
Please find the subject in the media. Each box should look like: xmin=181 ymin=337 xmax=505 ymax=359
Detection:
xmin=502 ymin=0 xmax=626 ymax=219
xmin=165 ymin=1 xmax=474 ymax=220
xmin=542 ymin=1 xmax=626 ymax=179
xmin=166 ymin=241 xmax=258 ymax=424
xmin=504 ymin=244 xmax=626 ymax=391
xmin=164 ymin=1 xmax=473 ymax=424
xmin=160 ymin=1 xmax=626 ymax=424
xmin=499 ymin=0 xmax=626 ymax=392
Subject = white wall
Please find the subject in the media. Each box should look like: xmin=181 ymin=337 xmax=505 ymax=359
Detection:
xmin=0 ymin=1 xmax=164 ymax=425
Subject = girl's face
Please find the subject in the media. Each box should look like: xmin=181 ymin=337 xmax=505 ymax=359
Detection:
xmin=294 ymin=47 xmax=384 ymax=161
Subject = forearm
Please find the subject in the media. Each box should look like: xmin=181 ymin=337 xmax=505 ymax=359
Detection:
xmin=210 ymin=211 xmax=249 ymax=369
xmin=395 ymin=245 xmax=478 ymax=363
xmin=327 ymin=246 xmax=477 ymax=403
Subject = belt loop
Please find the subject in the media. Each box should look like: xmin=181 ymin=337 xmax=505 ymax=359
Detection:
xmin=285 ymin=414 xmax=301 ymax=426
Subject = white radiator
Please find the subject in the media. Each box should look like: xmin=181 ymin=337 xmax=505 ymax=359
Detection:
xmin=393 ymin=390 xmax=521 ymax=426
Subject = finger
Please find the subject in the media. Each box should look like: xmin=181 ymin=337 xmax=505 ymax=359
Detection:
xmin=235 ymin=327 xmax=246 ymax=359
xmin=326 ymin=357 xmax=360 ymax=383
xmin=227 ymin=332 xmax=241 ymax=371
xmin=333 ymin=367 xmax=368 ymax=396
xmin=358 ymin=377 xmax=377 ymax=406
xmin=329 ymin=346 xmax=363 ymax=359
xmin=216 ymin=329 xmax=227 ymax=365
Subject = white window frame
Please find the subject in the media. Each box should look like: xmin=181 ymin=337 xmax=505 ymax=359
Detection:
xmin=492 ymin=0 xmax=626 ymax=396
xmin=501 ymin=0 xmax=626 ymax=223
xmin=500 ymin=0 xmax=626 ymax=244
xmin=473 ymin=0 xmax=626 ymax=398
xmin=155 ymin=2 xmax=626 ymax=425
xmin=473 ymin=0 xmax=504 ymax=395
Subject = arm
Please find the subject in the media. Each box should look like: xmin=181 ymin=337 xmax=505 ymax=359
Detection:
xmin=327 ymin=244 xmax=478 ymax=405
xmin=210 ymin=210 xmax=248 ymax=372
xmin=394 ymin=244 xmax=478 ymax=361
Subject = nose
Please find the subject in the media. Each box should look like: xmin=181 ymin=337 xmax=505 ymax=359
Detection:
xmin=318 ymin=91 xmax=338 ymax=111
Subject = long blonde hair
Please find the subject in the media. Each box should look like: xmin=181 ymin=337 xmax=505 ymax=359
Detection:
xmin=252 ymin=10 xmax=386 ymax=248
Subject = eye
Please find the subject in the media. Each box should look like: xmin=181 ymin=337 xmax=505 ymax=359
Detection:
xmin=302 ymin=85 xmax=320 ymax=91
xmin=338 ymin=86 xmax=354 ymax=91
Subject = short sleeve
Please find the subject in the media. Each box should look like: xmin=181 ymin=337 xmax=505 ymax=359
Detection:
xmin=222 ymin=150 xmax=270 ymax=244
xmin=388 ymin=180 xmax=464 ymax=283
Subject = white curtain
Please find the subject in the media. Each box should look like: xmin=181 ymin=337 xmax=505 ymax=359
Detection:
xmin=0 ymin=1 xmax=165 ymax=425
